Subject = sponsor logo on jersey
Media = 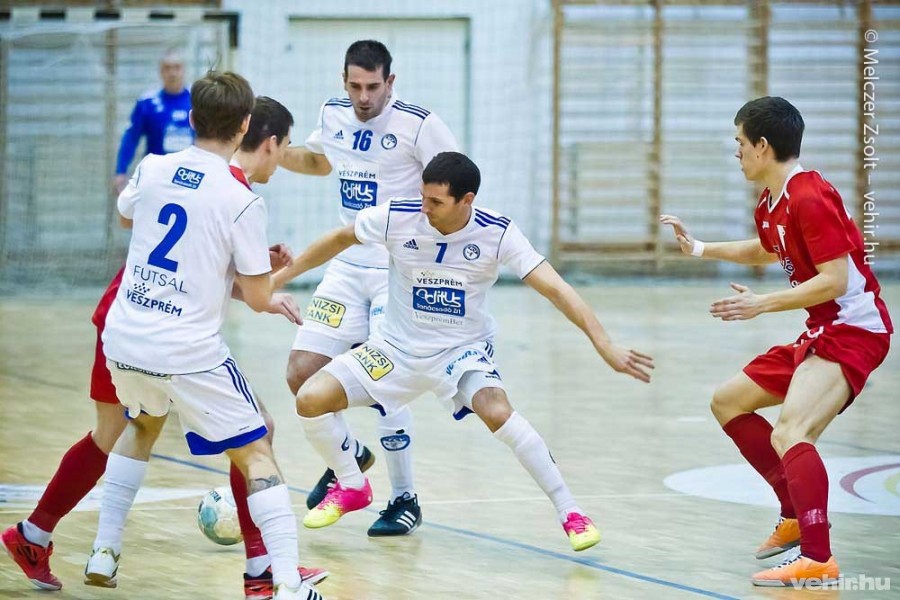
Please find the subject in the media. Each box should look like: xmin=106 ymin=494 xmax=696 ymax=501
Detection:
xmin=334 ymin=130 xmax=344 ymax=140
xmin=340 ymin=179 xmax=378 ymax=210
xmin=403 ymin=239 xmax=419 ymax=250
xmin=171 ymin=109 xmax=188 ymax=121
xmin=124 ymin=283 xmax=183 ymax=316
xmin=172 ymin=167 xmax=204 ymax=189
xmin=133 ymin=264 xmax=188 ymax=293
xmin=351 ymin=344 xmax=394 ymax=381
xmin=781 ymin=256 xmax=795 ymax=277
xmin=114 ymin=362 xmax=171 ymax=379
xmin=445 ymin=349 xmax=480 ymax=375
xmin=380 ymin=433 xmax=411 ymax=451
xmin=463 ymin=243 xmax=481 ymax=261
xmin=415 ymin=273 xmax=465 ymax=288
xmin=338 ymin=166 xmax=377 ymax=210
xmin=381 ymin=133 xmax=398 ymax=149
xmin=413 ymin=270 xmax=466 ymax=325
xmin=777 ymin=224 xmax=788 ymax=249
xmin=413 ymin=287 xmax=466 ymax=317
xmin=305 ymin=297 xmax=346 ymax=328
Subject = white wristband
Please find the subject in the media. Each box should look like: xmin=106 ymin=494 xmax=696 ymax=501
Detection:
xmin=690 ymin=240 xmax=705 ymax=257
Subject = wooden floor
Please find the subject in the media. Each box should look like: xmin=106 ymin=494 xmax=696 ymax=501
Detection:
xmin=1 ymin=281 xmax=898 ymax=600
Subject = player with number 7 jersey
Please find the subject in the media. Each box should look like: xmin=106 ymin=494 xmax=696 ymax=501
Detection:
xmin=273 ymin=152 xmax=653 ymax=552
xmin=278 ymin=40 xmax=459 ymax=536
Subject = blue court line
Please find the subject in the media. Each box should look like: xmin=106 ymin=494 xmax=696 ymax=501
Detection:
xmin=152 ymin=452 xmax=738 ymax=599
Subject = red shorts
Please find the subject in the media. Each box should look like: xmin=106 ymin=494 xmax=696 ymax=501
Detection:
xmin=743 ymin=323 xmax=891 ymax=410
xmin=90 ymin=267 xmax=125 ymax=404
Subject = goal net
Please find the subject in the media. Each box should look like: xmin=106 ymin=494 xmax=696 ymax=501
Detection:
xmin=0 ymin=15 xmax=229 ymax=292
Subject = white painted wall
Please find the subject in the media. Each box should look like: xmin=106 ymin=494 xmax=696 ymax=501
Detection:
xmin=223 ymin=0 xmax=554 ymax=283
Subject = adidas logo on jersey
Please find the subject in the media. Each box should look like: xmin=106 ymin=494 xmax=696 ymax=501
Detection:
xmin=333 ymin=130 xmax=344 ymax=140
xmin=403 ymin=239 xmax=419 ymax=250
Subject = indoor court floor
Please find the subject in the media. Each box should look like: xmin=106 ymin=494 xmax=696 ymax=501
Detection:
xmin=1 ymin=281 xmax=898 ymax=599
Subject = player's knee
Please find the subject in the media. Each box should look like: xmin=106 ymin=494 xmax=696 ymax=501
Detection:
xmin=91 ymin=405 xmax=129 ymax=454
xmin=770 ymin=425 xmax=791 ymax=456
xmin=288 ymin=354 xmax=327 ymax=396
xmin=295 ymin=382 xmax=324 ymax=418
xmin=710 ymin=384 xmax=737 ymax=422
xmin=771 ymin=421 xmax=809 ymax=456
xmin=286 ymin=359 xmax=309 ymax=396
xmin=472 ymin=388 xmax=513 ymax=432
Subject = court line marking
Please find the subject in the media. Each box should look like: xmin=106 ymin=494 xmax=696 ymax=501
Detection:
xmin=820 ymin=439 xmax=900 ymax=456
xmin=0 ymin=370 xmax=81 ymax=391
xmin=151 ymin=453 xmax=738 ymax=600
xmin=0 ymin=495 xmax=685 ymax=514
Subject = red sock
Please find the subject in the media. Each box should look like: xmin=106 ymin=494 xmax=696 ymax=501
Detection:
xmin=722 ymin=413 xmax=796 ymax=519
xmin=782 ymin=442 xmax=831 ymax=562
xmin=29 ymin=433 xmax=108 ymax=532
xmin=230 ymin=462 xmax=267 ymax=559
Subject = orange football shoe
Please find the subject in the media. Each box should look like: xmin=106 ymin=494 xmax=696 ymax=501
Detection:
xmin=751 ymin=553 xmax=840 ymax=587
xmin=755 ymin=517 xmax=800 ymax=559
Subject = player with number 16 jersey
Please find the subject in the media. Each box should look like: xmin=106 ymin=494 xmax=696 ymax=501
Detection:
xmin=279 ymin=41 xmax=459 ymax=536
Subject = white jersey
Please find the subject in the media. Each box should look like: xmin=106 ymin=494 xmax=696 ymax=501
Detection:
xmin=103 ymin=146 xmax=272 ymax=374
xmin=306 ymin=95 xmax=458 ymax=268
xmin=354 ymin=199 xmax=545 ymax=357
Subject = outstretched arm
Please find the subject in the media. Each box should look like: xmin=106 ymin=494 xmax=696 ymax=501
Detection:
xmin=231 ymin=244 xmax=301 ymax=323
xmin=659 ymin=214 xmax=777 ymax=265
xmin=523 ymin=262 xmax=654 ymax=383
xmin=710 ymin=256 xmax=849 ymax=321
xmin=272 ymin=224 xmax=359 ymax=289
xmin=279 ymin=147 xmax=332 ymax=176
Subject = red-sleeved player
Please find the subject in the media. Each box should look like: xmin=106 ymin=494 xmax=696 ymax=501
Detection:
xmin=661 ymin=96 xmax=892 ymax=588
xmin=2 ymin=97 xmax=327 ymax=599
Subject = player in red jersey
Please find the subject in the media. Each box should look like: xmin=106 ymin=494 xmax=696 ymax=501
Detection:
xmin=661 ymin=96 xmax=892 ymax=588
xmin=3 ymin=97 xmax=326 ymax=599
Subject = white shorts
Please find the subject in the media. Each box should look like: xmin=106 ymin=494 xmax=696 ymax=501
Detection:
xmin=292 ymin=259 xmax=388 ymax=358
xmin=323 ymin=337 xmax=505 ymax=420
xmin=107 ymin=358 xmax=267 ymax=456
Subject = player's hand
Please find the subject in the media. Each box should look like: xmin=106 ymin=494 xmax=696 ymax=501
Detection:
xmin=659 ymin=214 xmax=695 ymax=255
xmin=113 ymin=174 xmax=129 ymax=195
xmin=268 ymin=243 xmax=293 ymax=270
xmin=265 ymin=292 xmax=302 ymax=325
xmin=710 ymin=282 xmax=765 ymax=321
xmin=598 ymin=344 xmax=655 ymax=383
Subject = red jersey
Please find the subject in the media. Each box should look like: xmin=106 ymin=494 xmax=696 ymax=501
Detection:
xmin=754 ymin=166 xmax=892 ymax=334
xmin=229 ymin=164 xmax=251 ymax=190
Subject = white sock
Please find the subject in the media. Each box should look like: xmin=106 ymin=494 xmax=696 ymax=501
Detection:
xmin=493 ymin=412 xmax=580 ymax=522
xmin=245 ymin=555 xmax=271 ymax=578
xmin=93 ymin=453 xmax=148 ymax=554
xmin=247 ymin=485 xmax=301 ymax=589
xmin=21 ymin=520 xmax=51 ymax=548
xmin=378 ymin=406 xmax=415 ymax=499
xmin=301 ymin=412 xmax=365 ymax=489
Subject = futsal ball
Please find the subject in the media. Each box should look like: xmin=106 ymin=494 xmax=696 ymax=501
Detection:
xmin=197 ymin=486 xmax=243 ymax=546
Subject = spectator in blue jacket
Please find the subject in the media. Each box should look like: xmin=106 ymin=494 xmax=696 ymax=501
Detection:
xmin=113 ymin=51 xmax=193 ymax=193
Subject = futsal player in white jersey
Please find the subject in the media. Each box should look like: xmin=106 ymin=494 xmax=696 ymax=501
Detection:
xmin=274 ymin=152 xmax=655 ymax=551
xmin=279 ymin=40 xmax=458 ymax=536
xmin=92 ymin=72 xmax=324 ymax=600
